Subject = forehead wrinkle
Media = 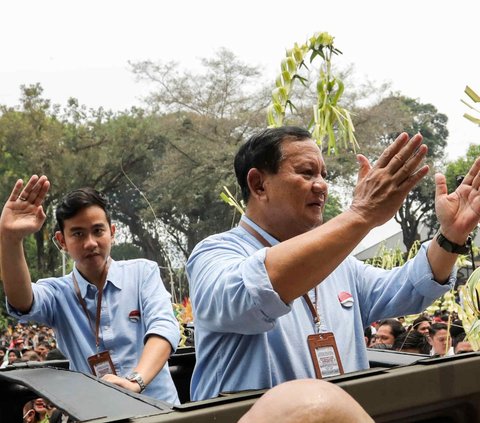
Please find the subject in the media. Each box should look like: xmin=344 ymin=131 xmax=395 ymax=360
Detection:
xmin=279 ymin=139 xmax=323 ymax=165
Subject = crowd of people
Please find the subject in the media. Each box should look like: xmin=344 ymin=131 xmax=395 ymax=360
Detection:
xmin=365 ymin=312 xmax=474 ymax=356
xmin=1 ymin=126 xmax=480 ymax=422
xmin=0 ymin=322 xmax=63 ymax=367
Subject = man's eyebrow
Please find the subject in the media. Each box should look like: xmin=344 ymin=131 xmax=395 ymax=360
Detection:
xmin=68 ymin=223 xmax=107 ymax=231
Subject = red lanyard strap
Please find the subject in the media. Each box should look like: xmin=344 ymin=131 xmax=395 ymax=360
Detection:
xmin=72 ymin=259 xmax=111 ymax=351
xmin=239 ymin=220 xmax=321 ymax=326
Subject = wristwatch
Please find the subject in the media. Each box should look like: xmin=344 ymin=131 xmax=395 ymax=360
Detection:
xmin=435 ymin=231 xmax=471 ymax=254
xmin=126 ymin=371 xmax=146 ymax=393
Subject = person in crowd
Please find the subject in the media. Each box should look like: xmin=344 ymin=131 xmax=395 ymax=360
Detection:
xmin=46 ymin=348 xmax=67 ymax=361
xmin=22 ymin=400 xmax=40 ymax=423
xmin=187 ymin=126 xmax=480 ymax=400
xmin=14 ymin=338 xmax=26 ymax=351
xmin=0 ymin=179 xmax=180 ymax=403
xmin=238 ymin=379 xmax=374 ymax=423
xmin=410 ymin=315 xmax=432 ymax=335
xmin=35 ymin=341 xmax=51 ymax=361
xmin=364 ymin=325 xmax=375 ymax=347
xmin=6 ymin=348 xmax=21 ymax=365
xmin=21 ymin=350 xmax=42 ymax=362
xmin=0 ymin=346 xmax=6 ymax=365
xmin=449 ymin=318 xmax=465 ymax=340
xmin=428 ymin=322 xmax=453 ymax=356
xmin=371 ymin=319 xmax=406 ymax=347
xmin=453 ymin=333 xmax=474 ymax=354
xmin=392 ymin=331 xmax=430 ymax=354
xmin=31 ymin=398 xmax=48 ymax=423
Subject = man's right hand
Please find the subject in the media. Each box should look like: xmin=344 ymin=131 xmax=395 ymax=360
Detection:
xmin=0 ymin=175 xmax=50 ymax=241
xmin=350 ymin=132 xmax=429 ymax=229
xmin=0 ymin=175 xmax=50 ymax=313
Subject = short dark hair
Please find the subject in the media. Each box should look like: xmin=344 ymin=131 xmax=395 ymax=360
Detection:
xmin=428 ymin=322 xmax=448 ymax=337
xmin=56 ymin=187 xmax=111 ymax=232
xmin=378 ymin=318 xmax=406 ymax=340
xmin=411 ymin=315 xmax=431 ymax=331
xmin=46 ymin=348 xmax=67 ymax=361
xmin=234 ymin=126 xmax=312 ymax=203
xmin=452 ymin=332 xmax=467 ymax=349
xmin=393 ymin=331 xmax=430 ymax=354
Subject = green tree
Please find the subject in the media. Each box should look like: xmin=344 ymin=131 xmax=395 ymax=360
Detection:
xmin=0 ymin=84 xmax=69 ymax=279
xmin=394 ymin=97 xmax=448 ymax=250
xmin=130 ymin=49 xmax=271 ymax=257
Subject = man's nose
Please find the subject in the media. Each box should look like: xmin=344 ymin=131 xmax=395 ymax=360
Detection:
xmin=84 ymin=234 xmax=98 ymax=248
xmin=312 ymin=177 xmax=327 ymax=192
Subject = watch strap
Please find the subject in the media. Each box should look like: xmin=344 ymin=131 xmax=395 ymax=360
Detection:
xmin=126 ymin=371 xmax=146 ymax=393
xmin=435 ymin=231 xmax=471 ymax=254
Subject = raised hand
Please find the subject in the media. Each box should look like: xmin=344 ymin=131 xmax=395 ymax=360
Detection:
xmin=435 ymin=158 xmax=480 ymax=243
xmin=0 ymin=175 xmax=50 ymax=241
xmin=350 ymin=132 xmax=429 ymax=228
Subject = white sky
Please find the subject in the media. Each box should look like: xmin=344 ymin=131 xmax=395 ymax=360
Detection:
xmin=1 ymin=0 xmax=479 ymax=248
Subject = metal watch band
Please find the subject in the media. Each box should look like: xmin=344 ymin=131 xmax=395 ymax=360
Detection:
xmin=126 ymin=371 xmax=146 ymax=393
xmin=435 ymin=231 xmax=471 ymax=255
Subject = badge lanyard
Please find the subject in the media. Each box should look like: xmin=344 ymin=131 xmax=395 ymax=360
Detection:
xmin=239 ymin=220 xmax=344 ymax=379
xmin=72 ymin=258 xmax=116 ymax=377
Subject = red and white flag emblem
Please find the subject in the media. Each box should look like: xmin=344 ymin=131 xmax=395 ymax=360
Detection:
xmin=338 ymin=291 xmax=354 ymax=308
xmin=128 ymin=310 xmax=141 ymax=323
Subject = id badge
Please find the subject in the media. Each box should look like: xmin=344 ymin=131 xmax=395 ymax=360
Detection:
xmin=307 ymin=332 xmax=344 ymax=379
xmin=87 ymin=351 xmax=117 ymax=377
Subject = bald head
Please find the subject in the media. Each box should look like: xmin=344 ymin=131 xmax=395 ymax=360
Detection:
xmin=239 ymin=379 xmax=373 ymax=423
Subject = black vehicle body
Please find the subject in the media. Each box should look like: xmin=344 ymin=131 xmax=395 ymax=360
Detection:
xmin=1 ymin=348 xmax=479 ymax=422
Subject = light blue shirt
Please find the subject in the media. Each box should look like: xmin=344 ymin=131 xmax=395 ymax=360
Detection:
xmin=187 ymin=216 xmax=454 ymax=401
xmin=8 ymin=258 xmax=180 ymax=404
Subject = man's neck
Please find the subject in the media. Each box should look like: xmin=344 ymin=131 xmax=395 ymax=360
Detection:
xmin=76 ymin=263 xmax=109 ymax=289
xmin=245 ymin=210 xmax=292 ymax=242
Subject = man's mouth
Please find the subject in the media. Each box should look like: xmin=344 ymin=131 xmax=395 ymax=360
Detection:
xmin=308 ymin=200 xmax=324 ymax=208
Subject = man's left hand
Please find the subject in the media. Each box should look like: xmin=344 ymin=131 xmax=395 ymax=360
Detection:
xmin=435 ymin=157 xmax=480 ymax=244
xmin=101 ymin=373 xmax=142 ymax=393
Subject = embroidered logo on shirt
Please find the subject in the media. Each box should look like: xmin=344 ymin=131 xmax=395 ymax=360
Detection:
xmin=338 ymin=291 xmax=354 ymax=308
xmin=128 ymin=310 xmax=141 ymax=323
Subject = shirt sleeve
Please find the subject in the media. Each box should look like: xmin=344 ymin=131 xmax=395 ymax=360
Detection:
xmin=354 ymin=241 xmax=455 ymax=326
xmin=6 ymin=280 xmax=58 ymax=327
xmin=140 ymin=262 xmax=181 ymax=353
xmin=187 ymin=233 xmax=291 ymax=335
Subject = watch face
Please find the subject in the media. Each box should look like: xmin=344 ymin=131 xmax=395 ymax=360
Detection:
xmin=127 ymin=372 xmax=146 ymax=391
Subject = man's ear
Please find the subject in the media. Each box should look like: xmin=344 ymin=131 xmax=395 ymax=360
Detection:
xmin=54 ymin=231 xmax=67 ymax=252
xmin=110 ymin=224 xmax=116 ymax=242
xmin=246 ymin=168 xmax=267 ymax=200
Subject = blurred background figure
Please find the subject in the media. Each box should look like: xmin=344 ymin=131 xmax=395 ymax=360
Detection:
xmin=5 ymin=348 xmax=21 ymax=365
xmin=428 ymin=323 xmax=453 ymax=356
xmin=410 ymin=315 xmax=432 ymax=335
xmin=364 ymin=325 xmax=375 ymax=347
xmin=371 ymin=319 xmax=406 ymax=348
xmin=393 ymin=331 xmax=430 ymax=355
xmin=453 ymin=333 xmax=474 ymax=354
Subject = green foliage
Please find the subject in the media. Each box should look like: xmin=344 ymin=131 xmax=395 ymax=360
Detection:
xmin=462 ymin=86 xmax=480 ymax=125
xmin=386 ymin=97 xmax=448 ymax=250
xmin=111 ymin=243 xmax=144 ymax=260
xmin=364 ymin=241 xmax=419 ymax=269
xmin=267 ymin=32 xmax=357 ymax=153
xmin=458 ymin=267 xmax=480 ymax=350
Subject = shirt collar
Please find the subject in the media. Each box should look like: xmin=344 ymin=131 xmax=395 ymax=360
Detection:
xmin=72 ymin=259 xmax=122 ymax=298
xmin=241 ymin=215 xmax=280 ymax=246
